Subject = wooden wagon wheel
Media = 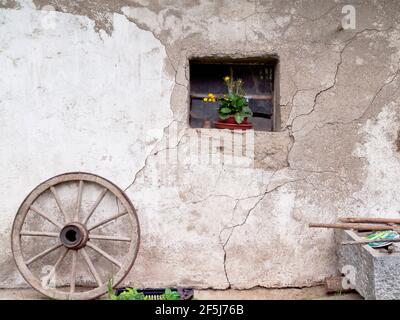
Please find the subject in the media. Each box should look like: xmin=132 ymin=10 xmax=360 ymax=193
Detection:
xmin=11 ymin=172 xmax=140 ymax=300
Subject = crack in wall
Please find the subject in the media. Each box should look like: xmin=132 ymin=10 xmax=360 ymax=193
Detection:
xmin=301 ymin=65 xmax=400 ymax=136
xmin=124 ymin=119 xmax=178 ymax=192
xmin=220 ymin=176 xmax=306 ymax=288
xmin=289 ymin=27 xmax=395 ymax=136
xmin=117 ymin=14 xmax=190 ymax=193
xmin=290 ymin=40 xmax=349 ymax=133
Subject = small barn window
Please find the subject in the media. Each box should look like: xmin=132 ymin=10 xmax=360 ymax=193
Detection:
xmin=189 ymin=58 xmax=279 ymax=131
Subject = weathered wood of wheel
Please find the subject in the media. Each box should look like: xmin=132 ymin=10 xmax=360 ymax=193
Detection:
xmin=11 ymin=172 xmax=140 ymax=300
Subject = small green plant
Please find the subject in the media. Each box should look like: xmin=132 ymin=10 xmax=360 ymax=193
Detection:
xmin=160 ymin=288 xmax=181 ymax=300
xmin=108 ymin=279 xmax=145 ymax=300
xmin=108 ymin=279 xmax=181 ymax=300
xmin=119 ymin=288 xmax=146 ymax=300
xmin=203 ymin=74 xmax=252 ymax=124
xmin=107 ymin=278 xmax=118 ymax=300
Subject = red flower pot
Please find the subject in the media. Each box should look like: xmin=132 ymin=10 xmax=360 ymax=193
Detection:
xmin=214 ymin=116 xmax=252 ymax=130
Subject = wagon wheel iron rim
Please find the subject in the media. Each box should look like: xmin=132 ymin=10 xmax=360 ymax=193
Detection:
xmin=11 ymin=172 xmax=140 ymax=300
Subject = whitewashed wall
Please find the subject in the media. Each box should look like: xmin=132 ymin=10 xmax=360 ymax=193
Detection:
xmin=1 ymin=0 xmax=400 ymax=291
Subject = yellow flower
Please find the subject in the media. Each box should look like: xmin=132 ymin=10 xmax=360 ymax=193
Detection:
xmin=224 ymin=76 xmax=230 ymax=81
xmin=203 ymin=93 xmax=217 ymax=102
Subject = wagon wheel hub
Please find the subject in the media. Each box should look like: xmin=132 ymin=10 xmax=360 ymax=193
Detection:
xmin=60 ymin=223 xmax=88 ymax=250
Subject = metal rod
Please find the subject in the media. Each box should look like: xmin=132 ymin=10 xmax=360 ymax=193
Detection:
xmin=309 ymin=222 xmax=400 ymax=231
xmin=339 ymin=217 xmax=400 ymax=224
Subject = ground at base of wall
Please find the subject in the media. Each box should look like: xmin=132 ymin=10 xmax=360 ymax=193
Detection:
xmin=196 ymin=286 xmax=362 ymax=300
xmin=0 ymin=286 xmax=362 ymax=300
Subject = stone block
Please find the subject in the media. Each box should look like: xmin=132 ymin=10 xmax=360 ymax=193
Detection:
xmin=336 ymin=230 xmax=400 ymax=300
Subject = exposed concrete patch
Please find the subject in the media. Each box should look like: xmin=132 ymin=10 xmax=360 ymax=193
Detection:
xmin=31 ymin=0 xmax=137 ymax=34
xmin=254 ymin=132 xmax=291 ymax=170
xmin=0 ymin=0 xmax=20 ymax=9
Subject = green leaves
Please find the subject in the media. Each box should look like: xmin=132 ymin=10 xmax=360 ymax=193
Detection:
xmin=234 ymin=112 xmax=245 ymax=124
xmin=107 ymin=281 xmax=182 ymax=301
xmin=242 ymin=106 xmax=252 ymax=115
xmin=107 ymin=279 xmax=118 ymax=300
xmin=218 ymin=113 xmax=231 ymax=120
xmin=220 ymin=107 xmax=231 ymax=114
xmin=107 ymin=279 xmax=146 ymax=300
xmin=235 ymin=96 xmax=246 ymax=108
xmin=217 ymin=94 xmax=252 ymax=124
xmin=117 ymin=288 xmax=146 ymax=300
xmin=160 ymin=288 xmax=181 ymax=300
xmin=206 ymin=76 xmax=253 ymax=125
xmin=219 ymin=98 xmax=231 ymax=109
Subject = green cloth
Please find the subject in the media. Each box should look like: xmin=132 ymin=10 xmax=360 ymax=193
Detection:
xmin=365 ymin=230 xmax=399 ymax=247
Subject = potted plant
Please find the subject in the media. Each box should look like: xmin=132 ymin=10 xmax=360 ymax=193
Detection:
xmin=107 ymin=279 xmax=193 ymax=300
xmin=203 ymin=75 xmax=253 ymax=130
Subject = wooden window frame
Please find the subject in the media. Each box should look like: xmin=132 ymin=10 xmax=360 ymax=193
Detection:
xmin=189 ymin=57 xmax=280 ymax=132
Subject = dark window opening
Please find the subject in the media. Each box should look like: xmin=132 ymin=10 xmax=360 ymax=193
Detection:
xmin=189 ymin=58 xmax=279 ymax=131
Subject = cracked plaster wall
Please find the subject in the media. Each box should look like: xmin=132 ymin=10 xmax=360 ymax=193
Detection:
xmin=1 ymin=0 xmax=400 ymax=290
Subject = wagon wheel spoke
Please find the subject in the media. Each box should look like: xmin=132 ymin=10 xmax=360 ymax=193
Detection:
xmin=20 ymin=231 xmax=59 ymax=238
xmin=86 ymin=241 xmax=122 ymax=268
xmin=74 ymin=180 xmax=84 ymax=221
xmin=46 ymin=248 xmax=68 ymax=287
xmin=89 ymin=234 xmax=131 ymax=242
xmin=50 ymin=186 xmax=69 ymax=223
xmin=88 ymin=210 xmax=128 ymax=231
xmin=70 ymin=250 xmax=77 ymax=293
xmin=30 ymin=205 xmax=63 ymax=230
xmin=25 ymin=243 xmax=62 ymax=266
xmin=82 ymin=188 xmax=108 ymax=225
xmin=81 ymin=247 xmax=102 ymax=286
